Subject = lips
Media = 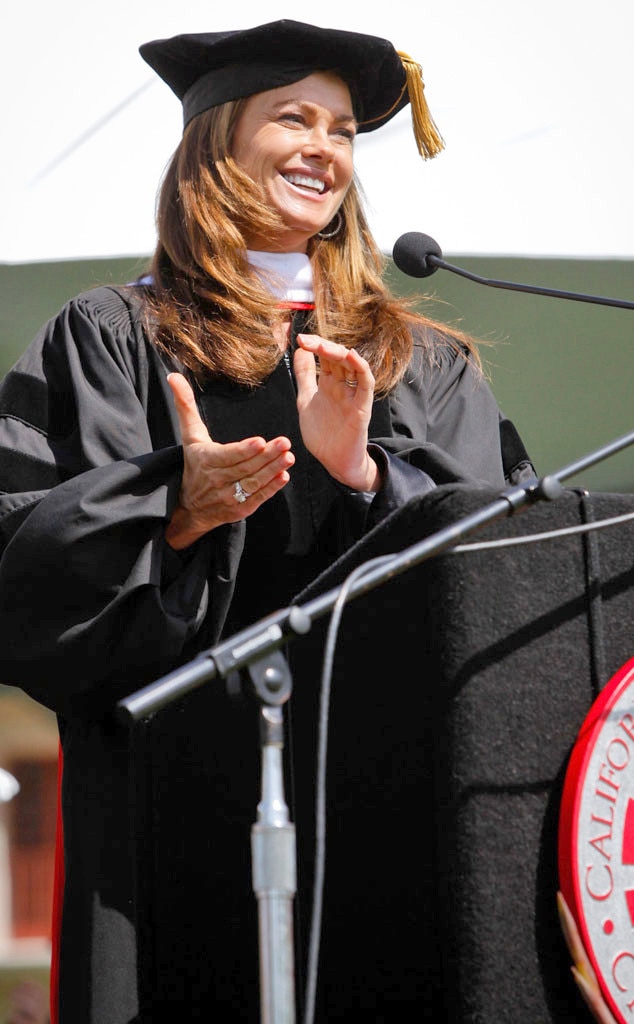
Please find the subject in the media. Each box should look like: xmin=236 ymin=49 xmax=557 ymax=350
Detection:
xmin=282 ymin=173 xmax=327 ymax=194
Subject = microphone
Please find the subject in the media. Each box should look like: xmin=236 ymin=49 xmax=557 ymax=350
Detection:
xmin=392 ymin=232 xmax=634 ymax=310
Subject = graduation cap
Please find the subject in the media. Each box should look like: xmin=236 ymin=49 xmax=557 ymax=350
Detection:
xmin=139 ymin=19 xmax=444 ymax=159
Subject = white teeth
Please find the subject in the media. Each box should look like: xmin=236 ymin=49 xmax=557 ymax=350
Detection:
xmin=283 ymin=174 xmax=326 ymax=193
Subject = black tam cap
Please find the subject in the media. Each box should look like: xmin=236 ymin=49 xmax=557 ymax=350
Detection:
xmin=139 ymin=19 xmax=444 ymax=159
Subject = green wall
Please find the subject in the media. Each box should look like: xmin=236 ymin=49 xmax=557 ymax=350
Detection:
xmin=389 ymin=256 xmax=634 ymax=494
xmin=2 ymin=254 xmax=633 ymax=493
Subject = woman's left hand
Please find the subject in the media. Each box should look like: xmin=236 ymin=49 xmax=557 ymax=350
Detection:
xmin=293 ymin=333 xmax=381 ymax=492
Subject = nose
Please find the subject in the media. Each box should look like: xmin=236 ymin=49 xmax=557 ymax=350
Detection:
xmin=302 ymin=124 xmax=335 ymax=161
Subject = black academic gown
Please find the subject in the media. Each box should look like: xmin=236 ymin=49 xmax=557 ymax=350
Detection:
xmin=0 ymin=285 xmax=533 ymax=1023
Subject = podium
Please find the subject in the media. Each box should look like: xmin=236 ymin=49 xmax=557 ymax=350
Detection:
xmin=284 ymin=483 xmax=634 ymax=1022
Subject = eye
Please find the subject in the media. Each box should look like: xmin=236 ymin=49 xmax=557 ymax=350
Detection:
xmin=334 ymin=127 xmax=356 ymax=142
xmin=278 ymin=111 xmax=304 ymax=126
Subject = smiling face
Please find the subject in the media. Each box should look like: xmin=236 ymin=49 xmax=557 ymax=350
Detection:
xmin=230 ymin=71 xmax=356 ymax=253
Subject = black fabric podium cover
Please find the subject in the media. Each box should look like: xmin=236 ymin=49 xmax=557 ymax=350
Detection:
xmin=286 ymin=483 xmax=634 ymax=1023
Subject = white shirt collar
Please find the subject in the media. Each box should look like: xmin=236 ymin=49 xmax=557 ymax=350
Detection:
xmin=247 ymin=250 xmax=314 ymax=303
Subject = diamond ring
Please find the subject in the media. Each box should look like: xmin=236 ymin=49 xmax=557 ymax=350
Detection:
xmin=233 ymin=480 xmax=250 ymax=503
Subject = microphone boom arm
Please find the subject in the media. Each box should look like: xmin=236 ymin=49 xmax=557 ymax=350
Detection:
xmin=428 ymin=255 xmax=634 ymax=310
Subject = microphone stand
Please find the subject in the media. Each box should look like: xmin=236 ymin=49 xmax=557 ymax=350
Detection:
xmin=248 ymin=653 xmax=297 ymax=1024
xmin=116 ymin=426 xmax=634 ymax=1024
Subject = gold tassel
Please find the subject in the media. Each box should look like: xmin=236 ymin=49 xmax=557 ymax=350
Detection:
xmin=397 ymin=50 xmax=445 ymax=160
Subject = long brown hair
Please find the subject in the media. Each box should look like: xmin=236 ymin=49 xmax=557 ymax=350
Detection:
xmin=142 ymin=98 xmax=481 ymax=395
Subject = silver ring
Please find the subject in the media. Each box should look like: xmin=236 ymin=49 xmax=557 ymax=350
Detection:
xmin=344 ymin=378 xmax=359 ymax=388
xmin=233 ymin=480 xmax=250 ymax=504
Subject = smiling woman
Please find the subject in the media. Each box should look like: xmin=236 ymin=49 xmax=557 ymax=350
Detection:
xmin=0 ymin=17 xmax=536 ymax=1024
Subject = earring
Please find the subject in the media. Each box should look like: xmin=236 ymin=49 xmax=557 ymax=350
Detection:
xmin=317 ymin=211 xmax=343 ymax=240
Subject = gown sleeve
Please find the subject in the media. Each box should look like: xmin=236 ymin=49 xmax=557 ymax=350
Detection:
xmin=0 ymin=287 xmax=241 ymax=714
xmin=366 ymin=331 xmax=535 ymax=521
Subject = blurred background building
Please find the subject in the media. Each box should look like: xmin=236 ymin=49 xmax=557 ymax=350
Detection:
xmin=0 ymin=690 xmax=57 ymax=1018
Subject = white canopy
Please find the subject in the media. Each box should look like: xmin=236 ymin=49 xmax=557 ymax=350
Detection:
xmin=3 ymin=0 xmax=633 ymax=262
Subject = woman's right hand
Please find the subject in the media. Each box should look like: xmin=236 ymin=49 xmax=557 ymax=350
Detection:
xmin=164 ymin=372 xmax=294 ymax=550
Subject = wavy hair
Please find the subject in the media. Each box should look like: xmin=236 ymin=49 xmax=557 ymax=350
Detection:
xmin=141 ymin=98 xmax=481 ymax=395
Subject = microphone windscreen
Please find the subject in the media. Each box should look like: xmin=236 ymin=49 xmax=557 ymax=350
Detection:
xmin=392 ymin=232 xmax=442 ymax=278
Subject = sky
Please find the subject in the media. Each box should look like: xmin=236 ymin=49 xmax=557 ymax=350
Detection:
xmin=2 ymin=0 xmax=633 ymax=262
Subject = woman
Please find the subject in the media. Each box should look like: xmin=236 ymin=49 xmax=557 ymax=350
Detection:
xmin=0 ymin=19 xmax=534 ymax=1024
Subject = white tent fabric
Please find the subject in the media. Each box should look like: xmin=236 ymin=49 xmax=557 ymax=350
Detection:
xmin=3 ymin=0 xmax=633 ymax=263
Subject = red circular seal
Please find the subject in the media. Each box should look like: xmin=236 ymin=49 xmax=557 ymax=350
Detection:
xmin=559 ymin=657 xmax=634 ymax=1021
